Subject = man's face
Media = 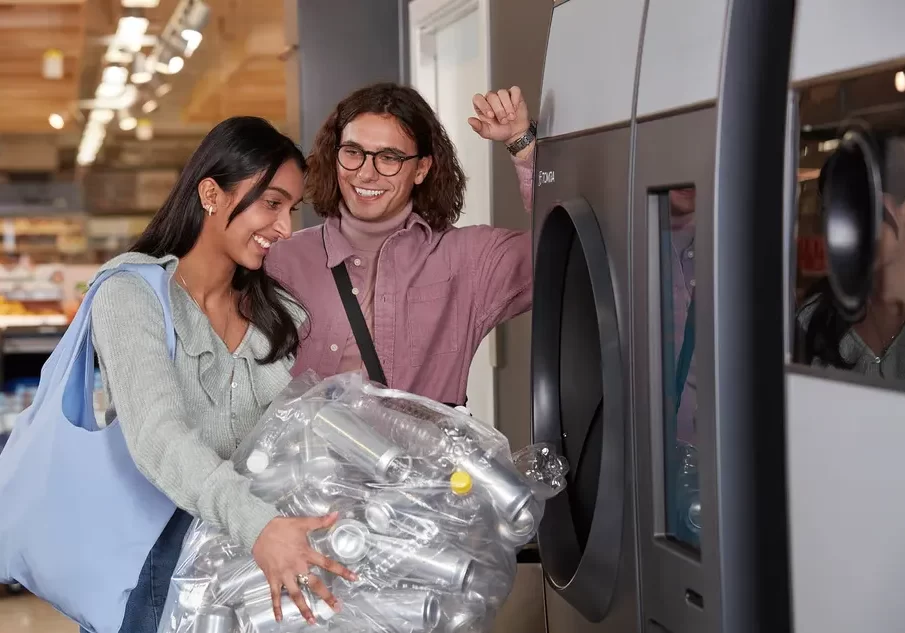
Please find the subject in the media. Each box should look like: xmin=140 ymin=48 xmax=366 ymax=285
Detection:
xmin=336 ymin=113 xmax=432 ymax=223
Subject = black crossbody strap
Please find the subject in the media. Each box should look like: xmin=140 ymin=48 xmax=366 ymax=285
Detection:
xmin=331 ymin=263 xmax=388 ymax=386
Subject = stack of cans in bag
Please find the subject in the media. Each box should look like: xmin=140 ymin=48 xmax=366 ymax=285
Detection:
xmin=158 ymin=372 xmax=568 ymax=633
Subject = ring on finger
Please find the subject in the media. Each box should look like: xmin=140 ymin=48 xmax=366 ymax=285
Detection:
xmin=297 ymin=573 xmax=310 ymax=587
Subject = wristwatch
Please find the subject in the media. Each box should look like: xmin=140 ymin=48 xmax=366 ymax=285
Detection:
xmin=506 ymin=119 xmax=537 ymax=156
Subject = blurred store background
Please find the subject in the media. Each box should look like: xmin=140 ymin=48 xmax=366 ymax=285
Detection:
xmin=0 ymin=1 xmax=293 ymax=625
xmin=0 ymin=0 xmax=552 ymax=631
xmin=0 ymin=0 xmax=289 ymax=440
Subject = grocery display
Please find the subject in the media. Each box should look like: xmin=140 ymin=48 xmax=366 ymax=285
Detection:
xmin=158 ymin=371 xmax=569 ymax=633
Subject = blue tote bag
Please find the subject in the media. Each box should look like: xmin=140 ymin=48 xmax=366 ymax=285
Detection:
xmin=0 ymin=263 xmax=178 ymax=633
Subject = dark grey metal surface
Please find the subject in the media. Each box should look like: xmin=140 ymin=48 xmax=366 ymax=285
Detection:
xmin=294 ymin=0 xmax=404 ymax=228
xmin=532 ymin=198 xmax=624 ymax=621
xmin=631 ymin=106 xmax=715 ymax=633
xmin=712 ymin=0 xmax=795 ymax=631
xmin=489 ymin=0 xmax=552 ymax=454
xmin=532 ymin=127 xmax=639 ymax=633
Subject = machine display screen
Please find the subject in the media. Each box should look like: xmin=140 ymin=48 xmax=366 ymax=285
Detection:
xmin=656 ymin=186 xmax=701 ymax=552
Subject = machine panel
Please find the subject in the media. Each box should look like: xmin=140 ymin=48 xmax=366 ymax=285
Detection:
xmin=786 ymin=63 xmax=905 ymax=632
xmin=787 ymin=371 xmax=905 ymax=633
xmin=532 ymin=126 xmax=639 ymax=633
xmin=537 ymin=0 xmax=644 ymax=139
xmin=631 ymin=107 xmax=716 ymax=633
xmin=636 ymin=0 xmax=728 ymax=118
xmin=791 ymin=0 xmax=905 ymax=83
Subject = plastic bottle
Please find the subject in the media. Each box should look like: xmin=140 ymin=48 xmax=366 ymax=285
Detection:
xmin=441 ymin=471 xmax=483 ymax=536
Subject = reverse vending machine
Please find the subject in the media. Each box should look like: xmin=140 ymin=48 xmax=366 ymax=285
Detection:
xmin=526 ymin=1 xmax=905 ymax=633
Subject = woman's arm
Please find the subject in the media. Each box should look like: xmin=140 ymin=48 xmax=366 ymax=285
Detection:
xmin=91 ymin=274 xmax=279 ymax=549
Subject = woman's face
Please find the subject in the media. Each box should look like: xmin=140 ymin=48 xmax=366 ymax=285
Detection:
xmin=200 ymin=159 xmax=304 ymax=270
xmin=336 ymin=112 xmax=432 ymax=224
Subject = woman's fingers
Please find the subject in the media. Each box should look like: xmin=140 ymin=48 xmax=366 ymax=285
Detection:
xmin=305 ymin=512 xmax=339 ymax=531
xmin=305 ymin=548 xmax=357 ymax=581
xmin=306 ymin=573 xmax=339 ymax=611
xmin=284 ymin=573 xmax=315 ymax=624
xmin=268 ymin=577 xmax=284 ymax=623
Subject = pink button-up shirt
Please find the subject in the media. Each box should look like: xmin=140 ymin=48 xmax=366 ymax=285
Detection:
xmin=265 ymin=154 xmax=535 ymax=405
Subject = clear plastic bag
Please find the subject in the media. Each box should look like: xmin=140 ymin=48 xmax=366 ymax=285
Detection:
xmin=158 ymin=371 xmax=568 ymax=633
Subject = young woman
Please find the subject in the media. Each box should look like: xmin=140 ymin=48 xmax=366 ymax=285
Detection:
xmin=87 ymin=117 xmax=353 ymax=633
xmin=266 ymin=83 xmax=536 ymax=405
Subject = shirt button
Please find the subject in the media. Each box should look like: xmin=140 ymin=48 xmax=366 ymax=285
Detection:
xmin=330 ymin=344 xmax=339 ymax=352
xmin=689 ymin=279 xmax=697 ymax=288
xmin=351 ymin=287 xmax=360 ymax=296
xmin=353 ymin=258 xmax=362 ymax=267
xmin=687 ymin=250 xmax=695 ymax=259
xmin=231 ymin=382 xmax=237 ymax=389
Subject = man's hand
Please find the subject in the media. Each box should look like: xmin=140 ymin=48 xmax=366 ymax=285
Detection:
xmin=468 ymin=87 xmax=531 ymax=145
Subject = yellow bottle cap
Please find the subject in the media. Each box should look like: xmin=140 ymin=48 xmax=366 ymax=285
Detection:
xmin=450 ymin=470 xmax=473 ymax=495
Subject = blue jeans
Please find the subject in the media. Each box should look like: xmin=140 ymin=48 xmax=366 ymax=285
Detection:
xmin=81 ymin=510 xmax=193 ymax=633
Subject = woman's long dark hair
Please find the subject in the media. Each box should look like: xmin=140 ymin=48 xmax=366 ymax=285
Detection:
xmin=131 ymin=116 xmax=305 ymax=364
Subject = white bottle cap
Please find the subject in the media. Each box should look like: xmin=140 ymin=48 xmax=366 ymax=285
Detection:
xmin=246 ymin=450 xmax=270 ymax=474
xmin=313 ymin=599 xmax=336 ymax=621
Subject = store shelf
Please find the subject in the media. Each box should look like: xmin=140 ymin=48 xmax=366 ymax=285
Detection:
xmin=0 ymin=323 xmax=66 ymax=355
xmin=0 ymin=315 xmax=67 ymax=328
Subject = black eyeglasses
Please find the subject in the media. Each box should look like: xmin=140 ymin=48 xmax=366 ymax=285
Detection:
xmin=336 ymin=144 xmax=420 ymax=177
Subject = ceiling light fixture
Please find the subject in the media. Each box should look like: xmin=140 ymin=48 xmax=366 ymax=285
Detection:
xmin=167 ymin=55 xmax=185 ymax=74
xmin=48 ymin=113 xmax=65 ymax=130
xmin=42 ymin=49 xmax=64 ymax=80
xmin=148 ymin=0 xmax=209 ymax=75
xmin=105 ymin=15 xmax=149 ymax=64
xmin=119 ymin=111 xmax=138 ymax=131
xmin=121 ymin=0 xmax=161 ymax=6
xmin=131 ymin=52 xmax=153 ymax=84
xmin=180 ymin=0 xmax=210 ymax=56
xmin=181 ymin=29 xmax=203 ymax=56
xmin=142 ymin=100 xmax=158 ymax=114
xmin=896 ymin=71 xmax=905 ymax=94
xmin=136 ymin=118 xmax=154 ymax=141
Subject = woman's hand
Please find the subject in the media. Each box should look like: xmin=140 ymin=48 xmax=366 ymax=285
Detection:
xmin=251 ymin=513 xmax=357 ymax=624
xmin=468 ymin=87 xmax=532 ymax=145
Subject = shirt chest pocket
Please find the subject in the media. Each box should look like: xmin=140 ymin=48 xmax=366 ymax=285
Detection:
xmin=406 ymin=279 xmax=459 ymax=366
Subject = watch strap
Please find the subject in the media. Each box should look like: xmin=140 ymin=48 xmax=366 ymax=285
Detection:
xmin=506 ymin=119 xmax=538 ymax=156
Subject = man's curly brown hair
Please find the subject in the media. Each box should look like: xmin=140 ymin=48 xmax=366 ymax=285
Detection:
xmin=305 ymin=82 xmax=467 ymax=232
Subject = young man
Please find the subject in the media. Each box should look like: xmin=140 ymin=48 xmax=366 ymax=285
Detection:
xmin=266 ymin=83 xmax=536 ymax=406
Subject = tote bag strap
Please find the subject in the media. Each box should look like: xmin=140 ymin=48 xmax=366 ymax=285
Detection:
xmin=62 ymin=265 xmax=177 ymax=431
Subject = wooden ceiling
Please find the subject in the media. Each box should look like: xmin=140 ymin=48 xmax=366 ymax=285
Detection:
xmin=0 ymin=1 xmax=88 ymax=134
xmin=0 ymin=0 xmax=289 ymax=170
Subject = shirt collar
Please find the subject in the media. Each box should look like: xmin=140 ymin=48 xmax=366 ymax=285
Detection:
xmin=322 ymin=201 xmax=434 ymax=268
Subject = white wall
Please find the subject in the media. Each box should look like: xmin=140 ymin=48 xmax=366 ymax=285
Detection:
xmin=410 ymin=0 xmax=496 ymax=426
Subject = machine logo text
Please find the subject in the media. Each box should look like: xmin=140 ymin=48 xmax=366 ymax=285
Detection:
xmin=538 ymin=170 xmax=556 ymax=186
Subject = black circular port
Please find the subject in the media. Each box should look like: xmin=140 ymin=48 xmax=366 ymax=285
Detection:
xmin=822 ymin=127 xmax=883 ymax=321
xmin=532 ymin=199 xmax=625 ymax=623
